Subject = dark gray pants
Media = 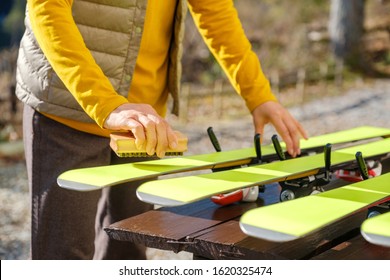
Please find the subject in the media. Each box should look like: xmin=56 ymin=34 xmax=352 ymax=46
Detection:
xmin=23 ymin=105 xmax=153 ymax=259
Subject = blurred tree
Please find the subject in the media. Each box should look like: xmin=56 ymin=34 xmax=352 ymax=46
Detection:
xmin=329 ymin=0 xmax=365 ymax=70
xmin=0 ymin=0 xmax=26 ymax=48
xmin=0 ymin=0 xmax=13 ymax=19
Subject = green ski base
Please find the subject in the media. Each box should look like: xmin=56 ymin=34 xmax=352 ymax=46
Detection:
xmin=361 ymin=211 xmax=390 ymax=247
xmin=58 ymin=126 xmax=390 ymax=191
xmin=136 ymin=138 xmax=390 ymax=206
xmin=240 ymin=172 xmax=390 ymax=242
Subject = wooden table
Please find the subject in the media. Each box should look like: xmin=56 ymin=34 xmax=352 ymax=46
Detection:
xmin=106 ymin=177 xmax=390 ymax=260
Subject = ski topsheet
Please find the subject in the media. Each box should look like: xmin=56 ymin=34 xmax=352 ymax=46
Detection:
xmin=136 ymin=138 xmax=390 ymax=206
xmin=239 ymin=172 xmax=390 ymax=242
xmin=58 ymin=126 xmax=390 ymax=191
xmin=361 ymin=211 xmax=390 ymax=247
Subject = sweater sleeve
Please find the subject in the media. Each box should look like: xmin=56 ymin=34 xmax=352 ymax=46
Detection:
xmin=28 ymin=0 xmax=128 ymax=127
xmin=187 ymin=0 xmax=278 ymax=112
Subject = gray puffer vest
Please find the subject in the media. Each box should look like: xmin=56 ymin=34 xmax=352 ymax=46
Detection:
xmin=16 ymin=0 xmax=186 ymax=123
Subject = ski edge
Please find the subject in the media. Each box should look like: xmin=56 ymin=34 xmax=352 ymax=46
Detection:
xmin=57 ymin=178 xmax=109 ymax=191
xmin=135 ymin=192 xmax=183 ymax=207
xmin=361 ymin=213 xmax=390 ymax=247
xmin=239 ymin=223 xmax=297 ymax=242
xmin=361 ymin=231 xmax=390 ymax=247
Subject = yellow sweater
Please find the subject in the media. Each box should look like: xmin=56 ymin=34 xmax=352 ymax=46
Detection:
xmin=28 ymin=0 xmax=276 ymax=137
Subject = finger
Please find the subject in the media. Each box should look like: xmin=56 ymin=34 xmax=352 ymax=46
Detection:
xmin=292 ymin=119 xmax=308 ymax=156
xmin=291 ymin=127 xmax=301 ymax=156
xmin=153 ymin=118 xmax=169 ymax=158
xmin=167 ymin=128 xmax=178 ymax=150
xmin=126 ymin=118 xmax=146 ymax=150
xmin=284 ymin=118 xmax=301 ymax=157
xmin=284 ymin=115 xmax=309 ymax=156
xmin=272 ymin=117 xmax=295 ymax=157
xmin=297 ymin=120 xmax=309 ymax=140
xmin=137 ymin=115 xmax=157 ymax=156
xmin=282 ymin=117 xmax=300 ymax=156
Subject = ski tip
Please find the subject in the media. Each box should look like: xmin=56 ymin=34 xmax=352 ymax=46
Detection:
xmin=361 ymin=216 xmax=390 ymax=248
xmin=239 ymin=222 xmax=299 ymax=242
xmin=361 ymin=230 xmax=390 ymax=248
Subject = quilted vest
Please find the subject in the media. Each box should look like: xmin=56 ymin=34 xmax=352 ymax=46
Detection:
xmin=15 ymin=0 xmax=186 ymax=122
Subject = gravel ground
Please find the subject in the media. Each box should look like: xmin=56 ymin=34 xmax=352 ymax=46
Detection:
xmin=1 ymin=78 xmax=389 ymax=260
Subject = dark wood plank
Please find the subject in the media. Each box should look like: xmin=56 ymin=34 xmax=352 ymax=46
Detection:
xmin=312 ymin=233 xmax=390 ymax=259
xmin=106 ymin=196 xmax=264 ymax=253
xmin=186 ymin=211 xmax=369 ymax=259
